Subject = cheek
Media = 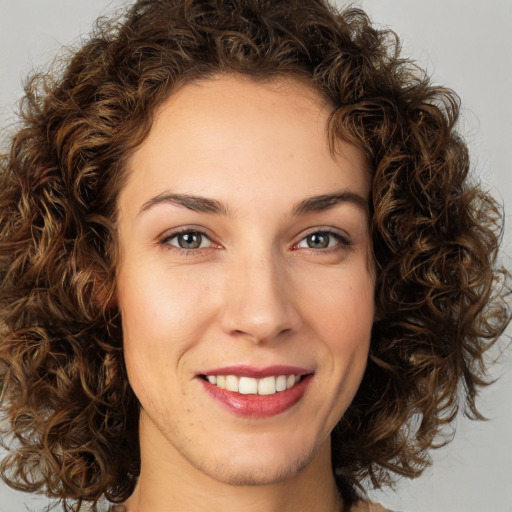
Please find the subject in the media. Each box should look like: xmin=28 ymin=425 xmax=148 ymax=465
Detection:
xmin=307 ymin=268 xmax=373 ymax=404
xmin=120 ymin=264 xmax=212 ymax=338
xmin=302 ymin=269 xmax=374 ymax=430
xmin=306 ymin=269 xmax=375 ymax=349
xmin=118 ymin=265 xmax=221 ymax=384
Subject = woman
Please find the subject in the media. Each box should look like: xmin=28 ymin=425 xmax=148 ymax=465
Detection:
xmin=0 ymin=1 xmax=509 ymax=511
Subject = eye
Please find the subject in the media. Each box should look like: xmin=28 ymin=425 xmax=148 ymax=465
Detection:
xmin=296 ymin=230 xmax=348 ymax=250
xmin=161 ymin=230 xmax=212 ymax=250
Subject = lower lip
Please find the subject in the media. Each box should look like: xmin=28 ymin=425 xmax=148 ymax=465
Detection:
xmin=200 ymin=375 xmax=313 ymax=418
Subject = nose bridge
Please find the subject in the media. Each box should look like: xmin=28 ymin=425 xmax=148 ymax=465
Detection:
xmin=220 ymin=243 xmax=301 ymax=343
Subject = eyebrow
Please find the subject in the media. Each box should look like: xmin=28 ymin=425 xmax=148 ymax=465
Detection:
xmin=139 ymin=192 xmax=231 ymax=216
xmin=138 ymin=190 xmax=368 ymax=217
xmin=291 ymin=191 xmax=368 ymax=216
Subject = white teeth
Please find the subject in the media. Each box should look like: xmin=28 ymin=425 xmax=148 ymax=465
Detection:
xmin=205 ymin=374 xmax=302 ymax=395
xmin=216 ymin=375 xmax=226 ymax=389
xmin=239 ymin=376 xmax=258 ymax=394
xmin=258 ymin=376 xmax=276 ymax=395
xmin=225 ymin=375 xmax=239 ymax=392
xmin=276 ymin=375 xmax=287 ymax=392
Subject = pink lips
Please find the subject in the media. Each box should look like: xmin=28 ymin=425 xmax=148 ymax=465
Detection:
xmin=198 ymin=365 xmax=313 ymax=418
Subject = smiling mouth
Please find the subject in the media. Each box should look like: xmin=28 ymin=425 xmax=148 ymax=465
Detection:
xmin=200 ymin=374 xmax=303 ymax=395
xmin=199 ymin=370 xmax=314 ymax=418
xmin=198 ymin=365 xmax=314 ymax=417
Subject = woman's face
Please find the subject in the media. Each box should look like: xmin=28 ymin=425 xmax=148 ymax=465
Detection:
xmin=116 ymin=75 xmax=375 ymax=486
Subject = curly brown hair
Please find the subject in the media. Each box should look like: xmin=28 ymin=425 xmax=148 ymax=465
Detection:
xmin=0 ymin=0 xmax=509 ymax=510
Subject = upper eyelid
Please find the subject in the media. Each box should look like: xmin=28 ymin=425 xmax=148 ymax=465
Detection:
xmin=164 ymin=229 xmax=211 ymax=241
xmin=295 ymin=226 xmax=351 ymax=243
xmin=293 ymin=231 xmax=350 ymax=249
xmin=159 ymin=226 xmax=214 ymax=242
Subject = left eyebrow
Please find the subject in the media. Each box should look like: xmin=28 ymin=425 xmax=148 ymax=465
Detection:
xmin=291 ymin=191 xmax=368 ymax=216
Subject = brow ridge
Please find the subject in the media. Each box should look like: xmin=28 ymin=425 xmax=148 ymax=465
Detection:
xmin=291 ymin=191 xmax=368 ymax=216
xmin=139 ymin=192 xmax=230 ymax=215
xmin=138 ymin=190 xmax=367 ymax=217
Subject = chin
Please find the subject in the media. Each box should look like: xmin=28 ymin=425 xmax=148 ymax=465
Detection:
xmin=194 ymin=452 xmax=314 ymax=487
xmin=177 ymin=432 xmax=325 ymax=487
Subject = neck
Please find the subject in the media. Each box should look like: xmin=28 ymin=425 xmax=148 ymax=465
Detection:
xmin=122 ymin=418 xmax=342 ymax=512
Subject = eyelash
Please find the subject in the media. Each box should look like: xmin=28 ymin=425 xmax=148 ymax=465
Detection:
xmin=159 ymin=228 xmax=215 ymax=255
xmin=294 ymin=229 xmax=351 ymax=252
xmin=158 ymin=228 xmax=351 ymax=255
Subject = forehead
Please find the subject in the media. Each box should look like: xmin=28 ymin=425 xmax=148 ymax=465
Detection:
xmin=141 ymin=74 xmax=333 ymax=157
xmin=120 ymin=75 xmax=370 ymax=215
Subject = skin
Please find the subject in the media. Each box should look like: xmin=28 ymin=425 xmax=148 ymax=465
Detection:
xmin=116 ymin=75 xmax=375 ymax=512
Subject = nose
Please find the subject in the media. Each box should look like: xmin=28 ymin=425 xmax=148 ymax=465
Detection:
xmin=219 ymin=250 xmax=302 ymax=344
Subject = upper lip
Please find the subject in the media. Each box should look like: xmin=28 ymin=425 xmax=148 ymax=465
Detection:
xmin=199 ymin=365 xmax=314 ymax=378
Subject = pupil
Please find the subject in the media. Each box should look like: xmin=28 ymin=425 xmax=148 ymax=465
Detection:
xmin=179 ymin=232 xmax=201 ymax=249
xmin=308 ymin=233 xmax=328 ymax=249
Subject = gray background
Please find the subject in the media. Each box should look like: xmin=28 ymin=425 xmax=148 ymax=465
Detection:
xmin=0 ymin=1 xmax=511 ymax=511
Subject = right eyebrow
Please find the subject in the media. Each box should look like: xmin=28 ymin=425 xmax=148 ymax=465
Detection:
xmin=138 ymin=192 xmax=231 ymax=217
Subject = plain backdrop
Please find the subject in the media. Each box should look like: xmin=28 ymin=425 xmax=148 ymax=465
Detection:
xmin=0 ymin=1 xmax=511 ymax=511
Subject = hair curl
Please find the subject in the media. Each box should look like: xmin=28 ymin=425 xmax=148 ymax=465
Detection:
xmin=0 ymin=0 xmax=509 ymax=510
